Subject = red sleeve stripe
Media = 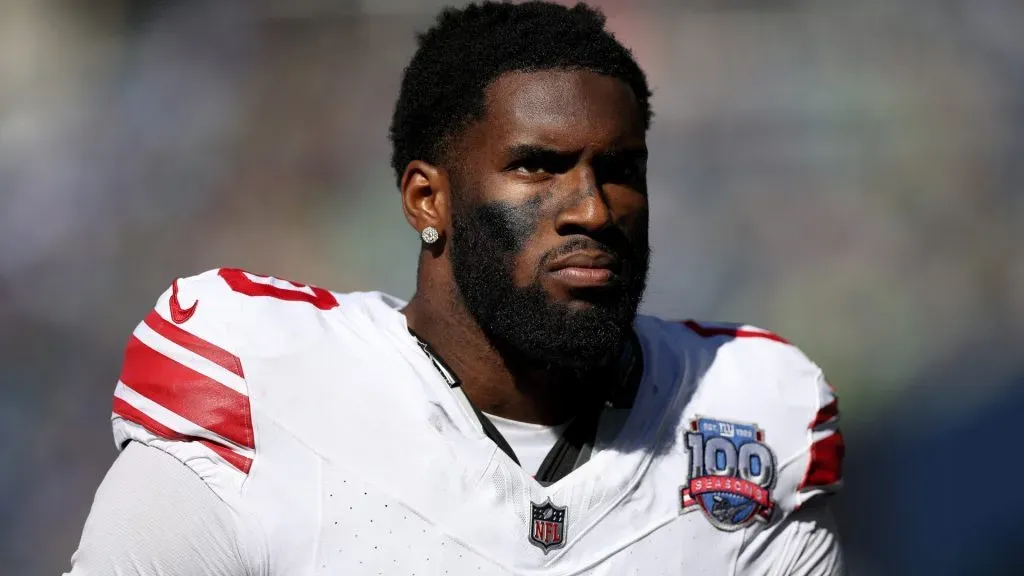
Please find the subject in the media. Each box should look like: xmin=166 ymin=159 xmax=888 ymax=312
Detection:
xmin=682 ymin=320 xmax=791 ymax=344
xmin=218 ymin=268 xmax=339 ymax=311
xmin=810 ymin=399 xmax=840 ymax=428
xmin=114 ymin=381 xmax=252 ymax=453
xmin=113 ymin=397 xmax=253 ymax=474
xmin=133 ymin=319 xmax=246 ymax=395
xmin=798 ymin=431 xmax=845 ymax=490
xmin=120 ymin=336 xmax=254 ymax=449
xmin=143 ymin=311 xmax=244 ymax=379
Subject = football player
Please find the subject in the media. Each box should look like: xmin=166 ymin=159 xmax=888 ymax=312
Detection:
xmin=65 ymin=2 xmax=844 ymax=574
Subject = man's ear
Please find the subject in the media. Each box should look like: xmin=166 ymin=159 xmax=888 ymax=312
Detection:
xmin=400 ymin=160 xmax=451 ymax=247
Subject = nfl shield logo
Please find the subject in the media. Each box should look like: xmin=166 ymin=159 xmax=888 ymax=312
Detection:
xmin=529 ymin=499 xmax=567 ymax=553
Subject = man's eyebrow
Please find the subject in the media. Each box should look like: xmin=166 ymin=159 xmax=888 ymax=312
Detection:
xmin=504 ymin=143 xmax=575 ymax=159
xmin=600 ymin=146 xmax=648 ymax=161
xmin=503 ymin=144 xmax=648 ymax=160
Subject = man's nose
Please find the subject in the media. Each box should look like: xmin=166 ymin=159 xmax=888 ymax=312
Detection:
xmin=554 ymin=167 xmax=613 ymax=235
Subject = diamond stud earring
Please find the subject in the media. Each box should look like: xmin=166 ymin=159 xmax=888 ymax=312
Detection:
xmin=421 ymin=226 xmax=439 ymax=245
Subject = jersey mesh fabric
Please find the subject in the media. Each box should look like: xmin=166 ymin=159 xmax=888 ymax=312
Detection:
xmin=63 ymin=442 xmax=256 ymax=576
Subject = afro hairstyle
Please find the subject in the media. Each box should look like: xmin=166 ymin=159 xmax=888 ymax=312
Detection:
xmin=388 ymin=1 xmax=653 ymax=185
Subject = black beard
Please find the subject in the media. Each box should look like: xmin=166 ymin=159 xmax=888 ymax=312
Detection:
xmin=448 ymin=195 xmax=650 ymax=375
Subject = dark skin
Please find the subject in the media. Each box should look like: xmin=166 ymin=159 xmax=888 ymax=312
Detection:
xmin=400 ymin=69 xmax=649 ymax=425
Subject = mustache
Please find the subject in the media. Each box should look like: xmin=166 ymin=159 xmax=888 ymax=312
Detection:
xmin=539 ymin=231 xmax=639 ymax=272
xmin=541 ymin=238 xmax=617 ymax=267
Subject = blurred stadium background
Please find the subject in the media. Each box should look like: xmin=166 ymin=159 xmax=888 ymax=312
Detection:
xmin=2 ymin=0 xmax=1022 ymax=574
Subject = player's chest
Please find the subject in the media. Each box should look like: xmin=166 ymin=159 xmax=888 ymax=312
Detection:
xmin=308 ymin=458 xmax=749 ymax=576
xmin=299 ymin=414 xmax=770 ymax=575
xmin=251 ymin=331 xmax=782 ymax=574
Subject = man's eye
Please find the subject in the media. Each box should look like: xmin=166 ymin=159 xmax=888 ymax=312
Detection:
xmin=515 ymin=163 xmax=547 ymax=175
xmin=507 ymin=151 xmax=575 ymax=176
xmin=595 ymin=157 xmax=645 ymax=187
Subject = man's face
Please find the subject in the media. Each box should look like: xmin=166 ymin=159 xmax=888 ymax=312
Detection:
xmin=447 ymin=69 xmax=650 ymax=372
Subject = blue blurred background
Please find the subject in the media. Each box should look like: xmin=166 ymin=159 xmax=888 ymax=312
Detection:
xmin=1 ymin=0 xmax=1022 ymax=574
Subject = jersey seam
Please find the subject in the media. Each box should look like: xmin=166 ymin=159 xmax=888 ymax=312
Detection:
xmin=794 ymin=366 xmax=827 ymax=503
xmin=215 ymin=271 xmax=269 ymax=576
xmin=773 ymin=365 xmax=825 ymax=469
xmin=730 ymin=523 xmax=750 ymax=576
xmin=221 ymin=278 xmax=254 ymax=487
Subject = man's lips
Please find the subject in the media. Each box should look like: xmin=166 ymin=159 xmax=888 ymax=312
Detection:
xmin=550 ymin=266 xmax=614 ymax=286
xmin=547 ymin=251 xmax=619 ymax=288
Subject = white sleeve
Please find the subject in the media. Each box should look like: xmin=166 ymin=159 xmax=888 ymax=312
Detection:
xmin=63 ymin=442 xmax=259 ymax=576
xmin=735 ymin=503 xmax=845 ymax=576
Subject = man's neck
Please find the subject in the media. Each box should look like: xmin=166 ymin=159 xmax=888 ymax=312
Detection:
xmin=402 ymin=292 xmax=588 ymax=426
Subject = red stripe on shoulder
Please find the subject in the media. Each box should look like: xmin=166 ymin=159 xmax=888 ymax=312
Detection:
xmin=198 ymin=438 xmax=254 ymax=474
xmin=119 ymin=336 xmax=254 ymax=449
xmin=143 ymin=311 xmax=244 ymax=378
xmin=114 ymin=396 xmax=184 ymax=441
xmin=811 ymin=398 xmax=840 ymax=428
xmin=113 ymin=397 xmax=252 ymax=474
xmin=218 ymin=268 xmax=339 ymax=310
xmin=799 ymin=431 xmax=845 ymax=490
xmin=682 ymin=319 xmax=791 ymax=344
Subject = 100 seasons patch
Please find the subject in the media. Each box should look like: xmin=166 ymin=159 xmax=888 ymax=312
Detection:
xmin=681 ymin=417 xmax=777 ymax=531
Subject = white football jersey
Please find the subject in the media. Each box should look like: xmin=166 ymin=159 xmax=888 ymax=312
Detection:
xmin=109 ymin=268 xmax=844 ymax=575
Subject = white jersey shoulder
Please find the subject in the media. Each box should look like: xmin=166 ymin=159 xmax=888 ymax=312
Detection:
xmin=640 ymin=316 xmax=843 ymax=521
xmin=109 ymin=268 xmax=362 ymax=498
xmin=111 ymin=269 xmax=257 ymax=500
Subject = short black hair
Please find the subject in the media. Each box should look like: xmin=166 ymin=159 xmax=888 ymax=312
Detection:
xmin=388 ymin=1 xmax=653 ymax=185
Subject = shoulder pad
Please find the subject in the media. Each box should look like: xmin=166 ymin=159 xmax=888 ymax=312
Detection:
xmin=111 ymin=269 xmax=254 ymax=496
xmin=677 ymin=319 xmax=844 ymax=514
